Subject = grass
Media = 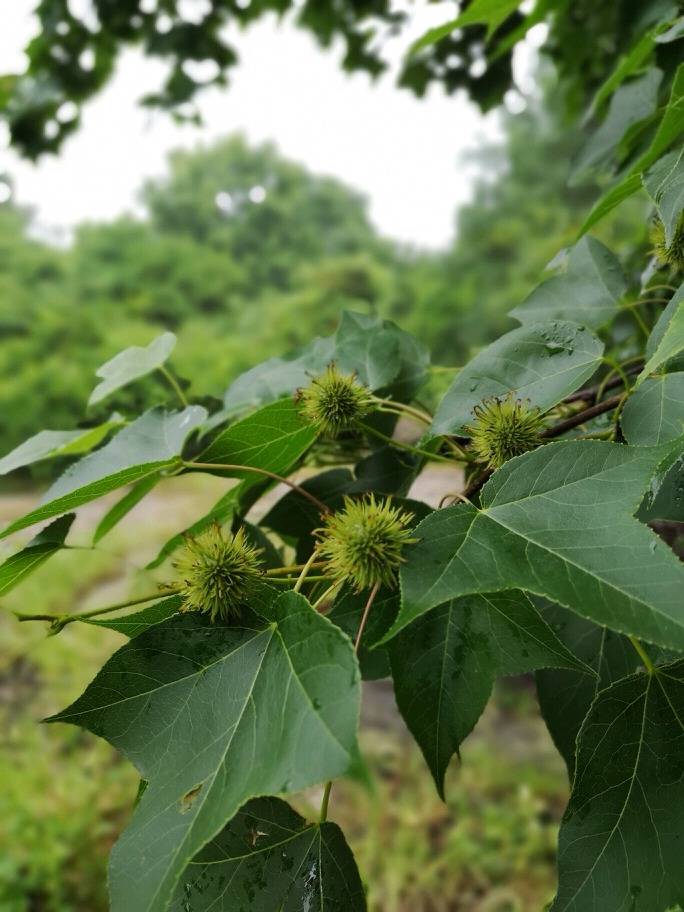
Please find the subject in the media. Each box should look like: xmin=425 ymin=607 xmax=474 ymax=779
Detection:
xmin=0 ymin=478 xmax=569 ymax=911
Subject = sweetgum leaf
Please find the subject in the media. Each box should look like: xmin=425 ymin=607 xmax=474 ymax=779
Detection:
xmin=396 ymin=441 xmax=684 ymax=651
xmin=536 ymin=601 xmax=648 ymax=778
xmin=0 ymin=514 xmax=75 ymax=596
xmin=88 ymin=332 xmax=177 ymax=405
xmin=1 ymin=407 xmax=206 ymax=539
xmin=333 ymin=310 xmax=400 ymax=389
xmin=168 ymin=796 xmax=366 ymax=911
xmin=0 ymin=416 xmax=125 ymax=475
xmin=621 ymin=373 xmax=684 ymax=444
xmin=552 ymin=659 xmax=684 ymax=912
xmin=388 ymin=591 xmax=590 ymax=797
xmin=428 ymin=320 xmax=603 ymax=437
xmin=509 ymin=238 xmax=626 ymax=330
xmin=49 ymin=591 xmax=360 ymax=912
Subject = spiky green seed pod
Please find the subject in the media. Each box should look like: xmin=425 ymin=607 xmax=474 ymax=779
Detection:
xmin=651 ymin=213 xmax=684 ymax=272
xmin=466 ymin=392 xmax=545 ymax=469
xmin=169 ymin=523 xmax=263 ymax=622
xmin=297 ymin=363 xmax=375 ymax=435
xmin=314 ymin=494 xmax=417 ymax=591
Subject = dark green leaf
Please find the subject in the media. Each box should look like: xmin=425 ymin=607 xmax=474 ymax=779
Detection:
xmin=578 ymin=174 xmax=644 ymax=236
xmin=195 ymin=399 xmax=317 ymax=479
xmin=0 ymin=417 xmax=126 ymax=475
xmin=428 ymin=321 xmax=604 ymax=437
xmin=169 ymin=796 xmax=366 ymax=911
xmin=327 ymin=587 xmax=399 ymax=680
xmin=93 ymin=474 xmax=161 ymax=544
xmin=84 ymin=596 xmax=183 ymax=637
xmin=621 ymin=374 xmax=684 ymax=444
xmin=333 ymin=311 xmax=400 ymax=389
xmin=88 ymin=332 xmax=177 ymax=405
xmin=644 ymin=149 xmax=684 ymax=248
xmin=571 ymin=70 xmax=662 ymax=179
xmin=1 ymin=407 xmax=206 ymax=539
xmin=590 ymin=31 xmax=658 ymax=114
xmin=637 ymin=294 xmax=684 ymax=383
xmin=510 ymin=238 xmax=625 ymax=330
xmin=638 ymin=454 xmax=684 ymax=522
xmin=552 ymin=659 xmax=684 ymax=912
xmin=536 ymin=601 xmax=645 ymax=777
xmin=49 ymin=592 xmax=360 ymax=912
xmin=388 ymin=592 xmax=590 ymax=797
xmin=0 ymin=514 xmax=75 ymax=596
xmin=396 ymin=441 xmax=684 ymax=651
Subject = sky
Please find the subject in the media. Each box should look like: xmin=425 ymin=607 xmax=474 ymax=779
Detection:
xmin=0 ymin=1 xmax=512 ymax=250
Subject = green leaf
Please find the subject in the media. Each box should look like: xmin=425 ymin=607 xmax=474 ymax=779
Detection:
xmin=579 ymin=63 xmax=684 ymax=235
xmin=388 ymin=591 xmax=590 ymax=797
xmin=168 ymin=796 xmax=366 ymax=911
xmin=195 ymin=399 xmax=317 ymax=479
xmin=0 ymin=514 xmax=75 ymax=596
xmin=411 ymin=0 xmax=520 ymax=51
xmin=510 ymin=237 xmax=626 ymax=330
xmin=84 ymin=596 xmax=183 ymax=637
xmin=647 ymin=282 xmax=684 ymax=359
xmin=552 ymin=659 xmax=684 ymax=912
xmin=49 ymin=592 xmax=360 ymax=912
xmin=535 ymin=601 xmax=647 ymax=778
xmin=222 ymin=335 xmax=334 ymax=417
xmin=571 ymin=70 xmax=662 ymax=179
xmin=395 ymin=440 xmax=684 ymax=651
xmin=1 ymin=407 xmax=206 ymax=539
xmin=621 ymin=374 xmax=684 ymax=444
xmin=637 ymin=293 xmax=684 ymax=384
xmin=590 ymin=31 xmax=658 ymax=115
xmin=427 ymin=321 xmax=604 ymax=437
xmin=0 ymin=417 xmax=126 ymax=475
xmin=644 ymin=149 xmax=684 ymax=247
xmin=93 ymin=474 xmax=161 ymax=544
xmin=88 ymin=332 xmax=177 ymax=406
xmin=638 ymin=453 xmax=684 ymax=522
xmin=333 ymin=311 xmax=400 ymax=389
xmin=327 ymin=587 xmax=397 ymax=681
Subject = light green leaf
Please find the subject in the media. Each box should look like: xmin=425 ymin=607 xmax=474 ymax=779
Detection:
xmin=1 ymin=407 xmax=206 ymax=539
xmin=388 ymin=591 xmax=590 ymax=797
xmin=88 ymin=332 xmax=177 ymax=406
xmin=0 ymin=514 xmax=75 ymax=596
xmin=621 ymin=374 xmax=684 ymax=444
xmin=654 ymin=15 xmax=684 ymax=42
xmin=572 ymin=70 xmax=662 ymax=179
xmin=510 ymin=237 xmax=626 ymax=329
xmin=552 ymin=659 xmax=684 ymax=912
xmin=590 ymin=31 xmax=658 ymax=115
xmin=427 ymin=320 xmax=603 ymax=437
xmin=168 ymin=797 xmax=366 ymax=911
xmin=333 ymin=310 xmax=400 ymax=389
xmin=0 ymin=417 xmax=126 ymax=475
xmin=49 ymin=592 xmax=360 ymax=912
xmin=579 ymin=63 xmax=684 ymax=235
xmin=637 ymin=293 xmax=684 ymax=384
xmin=395 ymin=441 xmax=684 ymax=651
xmin=194 ymin=398 xmax=317 ymax=480
xmin=84 ymin=596 xmax=182 ymax=637
xmin=411 ymin=0 xmax=520 ymax=51
xmin=644 ymin=149 xmax=684 ymax=247
xmin=647 ymin=281 xmax=684 ymax=360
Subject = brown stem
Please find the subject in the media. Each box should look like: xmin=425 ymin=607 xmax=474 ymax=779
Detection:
xmin=539 ymin=394 xmax=623 ymax=440
xmin=564 ymin=362 xmax=643 ymax=404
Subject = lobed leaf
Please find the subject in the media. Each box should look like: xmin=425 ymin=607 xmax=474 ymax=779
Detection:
xmin=168 ymin=796 xmax=366 ymax=911
xmin=427 ymin=320 xmax=604 ymax=437
xmin=0 ymin=417 xmax=125 ymax=476
xmin=388 ymin=591 xmax=591 ymax=797
xmin=396 ymin=440 xmax=684 ymax=651
xmin=49 ymin=591 xmax=360 ymax=912
xmin=552 ymin=660 xmax=684 ymax=912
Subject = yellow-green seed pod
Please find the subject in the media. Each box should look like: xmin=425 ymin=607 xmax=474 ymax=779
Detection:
xmin=297 ymin=363 xmax=375 ymax=435
xmin=466 ymin=392 xmax=545 ymax=469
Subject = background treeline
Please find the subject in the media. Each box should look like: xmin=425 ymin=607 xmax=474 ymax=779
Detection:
xmin=0 ymin=95 xmax=648 ymax=464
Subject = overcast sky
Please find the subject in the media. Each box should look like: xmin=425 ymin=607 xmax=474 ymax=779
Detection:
xmin=0 ymin=2 xmax=512 ymax=250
